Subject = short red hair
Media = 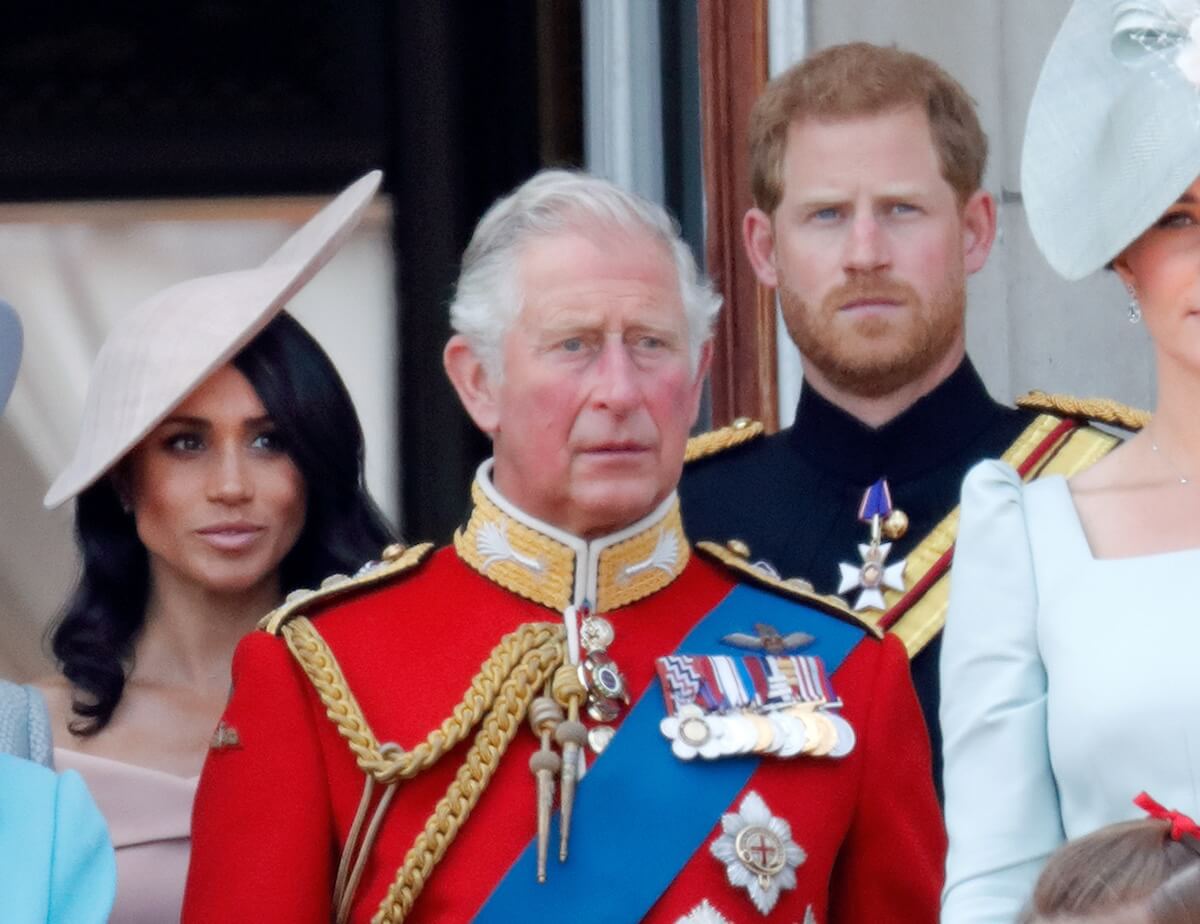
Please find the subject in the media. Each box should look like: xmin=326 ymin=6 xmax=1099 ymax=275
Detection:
xmin=750 ymin=42 xmax=988 ymax=212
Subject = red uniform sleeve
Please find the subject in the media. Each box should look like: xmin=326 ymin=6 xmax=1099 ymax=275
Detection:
xmin=183 ymin=630 xmax=335 ymax=924
xmin=830 ymin=634 xmax=946 ymax=923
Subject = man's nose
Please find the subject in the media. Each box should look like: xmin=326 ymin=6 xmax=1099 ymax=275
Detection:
xmin=589 ymin=340 xmax=641 ymax=413
xmin=207 ymin=445 xmax=254 ymax=504
xmin=843 ymin=213 xmax=891 ymax=273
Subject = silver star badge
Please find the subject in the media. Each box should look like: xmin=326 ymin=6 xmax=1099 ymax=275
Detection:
xmin=837 ymin=542 xmax=906 ymax=611
xmin=710 ymin=791 xmax=805 ymax=915
xmin=677 ymin=900 xmax=734 ymax=924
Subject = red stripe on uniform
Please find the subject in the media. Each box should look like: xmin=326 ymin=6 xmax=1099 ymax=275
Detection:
xmin=877 ymin=419 xmax=1080 ymax=632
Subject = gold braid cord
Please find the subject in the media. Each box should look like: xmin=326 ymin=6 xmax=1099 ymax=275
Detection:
xmin=372 ymin=628 xmax=566 ymax=924
xmin=684 ymin=417 xmax=764 ymax=463
xmin=1017 ymin=390 xmax=1150 ymax=431
xmin=280 ymin=616 xmax=567 ymax=922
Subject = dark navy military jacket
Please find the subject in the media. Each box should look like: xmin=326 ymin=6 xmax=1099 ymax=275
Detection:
xmin=679 ymin=360 xmax=1037 ymax=794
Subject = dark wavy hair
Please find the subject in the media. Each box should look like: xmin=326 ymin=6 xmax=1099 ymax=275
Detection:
xmin=50 ymin=312 xmax=396 ymax=735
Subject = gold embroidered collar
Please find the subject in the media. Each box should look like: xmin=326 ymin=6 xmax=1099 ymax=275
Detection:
xmin=454 ymin=460 xmax=690 ymax=618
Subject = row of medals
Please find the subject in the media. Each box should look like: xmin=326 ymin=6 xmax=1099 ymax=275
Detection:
xmin=578 ymin=609 xmax=628 ymax=754
xmin=576 ymin=609 xmax=857 ymax=760
xmin=675 ymin=700 xmax=855 ymax=760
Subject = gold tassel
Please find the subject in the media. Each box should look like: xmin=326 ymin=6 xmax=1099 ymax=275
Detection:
xmin=527 ymin=695 xmax=563 ymax=882
xmin=552 ymin=664 xmax=588 ymax=863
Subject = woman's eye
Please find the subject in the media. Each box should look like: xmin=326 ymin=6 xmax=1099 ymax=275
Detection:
xmin=166 ymin=434 xmax=201 ymax=451
xmin=1158 ymin=211 xmax=1196 ymax=229
xmin=166 ymin=434 xmax=203 ymax=452
xmin=251 ymin=431 xmax=285 ymax=452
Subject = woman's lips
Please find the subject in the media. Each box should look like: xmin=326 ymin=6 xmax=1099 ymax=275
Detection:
xmin=196 ymin=525 xmax=265 ymax=552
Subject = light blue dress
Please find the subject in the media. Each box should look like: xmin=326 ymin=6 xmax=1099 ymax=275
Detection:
xmin=940 ymin=460 xmax=1200 ymax=924
xmin=0 ymin=752 xmax=116 ymax=923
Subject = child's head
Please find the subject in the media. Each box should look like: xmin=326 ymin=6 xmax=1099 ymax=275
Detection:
xmin=1021 ymin=795 xmax=1200 ymax=924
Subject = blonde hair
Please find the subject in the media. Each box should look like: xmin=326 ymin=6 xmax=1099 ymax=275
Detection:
xmin=1020 ymin=818 xmax=1200 ymax=924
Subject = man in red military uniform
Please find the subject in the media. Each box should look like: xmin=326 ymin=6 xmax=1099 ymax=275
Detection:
xmin=184 ymin=171 xmax=944 ymax=923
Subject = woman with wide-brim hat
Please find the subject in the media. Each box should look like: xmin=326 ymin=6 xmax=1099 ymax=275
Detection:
xmin=0 ymin=302 xmax=117 ymax=924
xmin=940 ymin=2 xmax=1200 ymax=921
xmin=27 ymin=172 xmax=395 ymax=923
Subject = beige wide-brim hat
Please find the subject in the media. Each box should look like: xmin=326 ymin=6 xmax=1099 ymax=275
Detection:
xmin=0 ymin=301 xmax=21 ymax=414
xmin=44 ymin=169 xmax=382 ymax=509
xmin=1023 ymin=0 xmax=1200 ymax=280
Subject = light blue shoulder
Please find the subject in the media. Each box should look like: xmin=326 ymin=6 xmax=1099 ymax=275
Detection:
xmin=957 ymin=459 xmax=1041 ymax=559
xmin=0 ymin=750 xmax=54 ymax=786
xmin=0 ymin=753 xmax=116 ymax=924
xmin=963 ymin=458 xmax=1022 ymax=496
xmin=960 ymin=459 xmax=1026 ymax=523
xmin=962 ymin=458 xmax=1071 ymax=526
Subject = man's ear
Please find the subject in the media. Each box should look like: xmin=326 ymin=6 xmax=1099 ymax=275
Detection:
xmin=742 ymin=208 xmax=780 ymax=288
xmin=961 ymin=189 xmax=997 ymax=276
xmin=443 ymin=334 xmax=501 ymax=435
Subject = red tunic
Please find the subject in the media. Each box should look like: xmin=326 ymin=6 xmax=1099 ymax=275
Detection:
xmin=184 ymin=546 xmax=943 ymax=923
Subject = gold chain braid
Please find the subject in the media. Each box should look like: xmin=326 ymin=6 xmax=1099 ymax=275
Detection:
xmin=281 ymin=617 xmax=565 ymax=783
xmin=283 ymin=616 xmax=383 ymax=771
xmin=371 ymin=634 xmax=567 ymax=923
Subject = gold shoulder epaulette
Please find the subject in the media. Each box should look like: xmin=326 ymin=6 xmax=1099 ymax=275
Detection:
xmin=684 ymin=417 xmax=764 ymax=463
xmin=1016 ymin=390 xmax=1150 ymax=432
xmin=260 ymin=542 xmax=436 ymax=635
xmin=695 ymin=540 xmax=883 ymax=638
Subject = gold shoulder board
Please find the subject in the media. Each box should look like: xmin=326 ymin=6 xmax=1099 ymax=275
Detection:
xmin=260 ymin=542 xmax=436 ymax=635
xmin=695 ymin=540 xmax=883 ymax=638
xmin=1016 ymin=390 xmax=1149 ymax=432
xmin=876 ymin=412 xmax=1121 ymax=658
xmin=684 ymin=417 xmax=765 ymax=463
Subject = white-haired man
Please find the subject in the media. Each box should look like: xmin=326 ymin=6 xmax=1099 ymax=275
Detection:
xmin=185 ymin=171 xmax=944 ymax=924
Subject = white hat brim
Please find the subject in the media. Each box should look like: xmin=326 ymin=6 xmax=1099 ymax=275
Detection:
xmin=1023 ymin=0 xmax=1200 ymax=280
xmin=43 ymin=170 xmax=382 ymax=509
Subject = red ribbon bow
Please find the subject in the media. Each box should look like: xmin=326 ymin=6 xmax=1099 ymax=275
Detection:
xmin=1134 ymin=791 xmax=1200 ymax=842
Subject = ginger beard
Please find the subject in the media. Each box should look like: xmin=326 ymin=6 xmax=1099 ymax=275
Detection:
xmin=779 ymin=273 xmax=965 ymax=399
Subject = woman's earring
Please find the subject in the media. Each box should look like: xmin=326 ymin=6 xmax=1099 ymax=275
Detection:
xmin=1126 ymin=288 xmax=1142 ymax=324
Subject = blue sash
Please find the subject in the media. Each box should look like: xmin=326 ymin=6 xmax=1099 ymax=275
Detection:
xmin=475 ymin=584 xmax=866 ymax=922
